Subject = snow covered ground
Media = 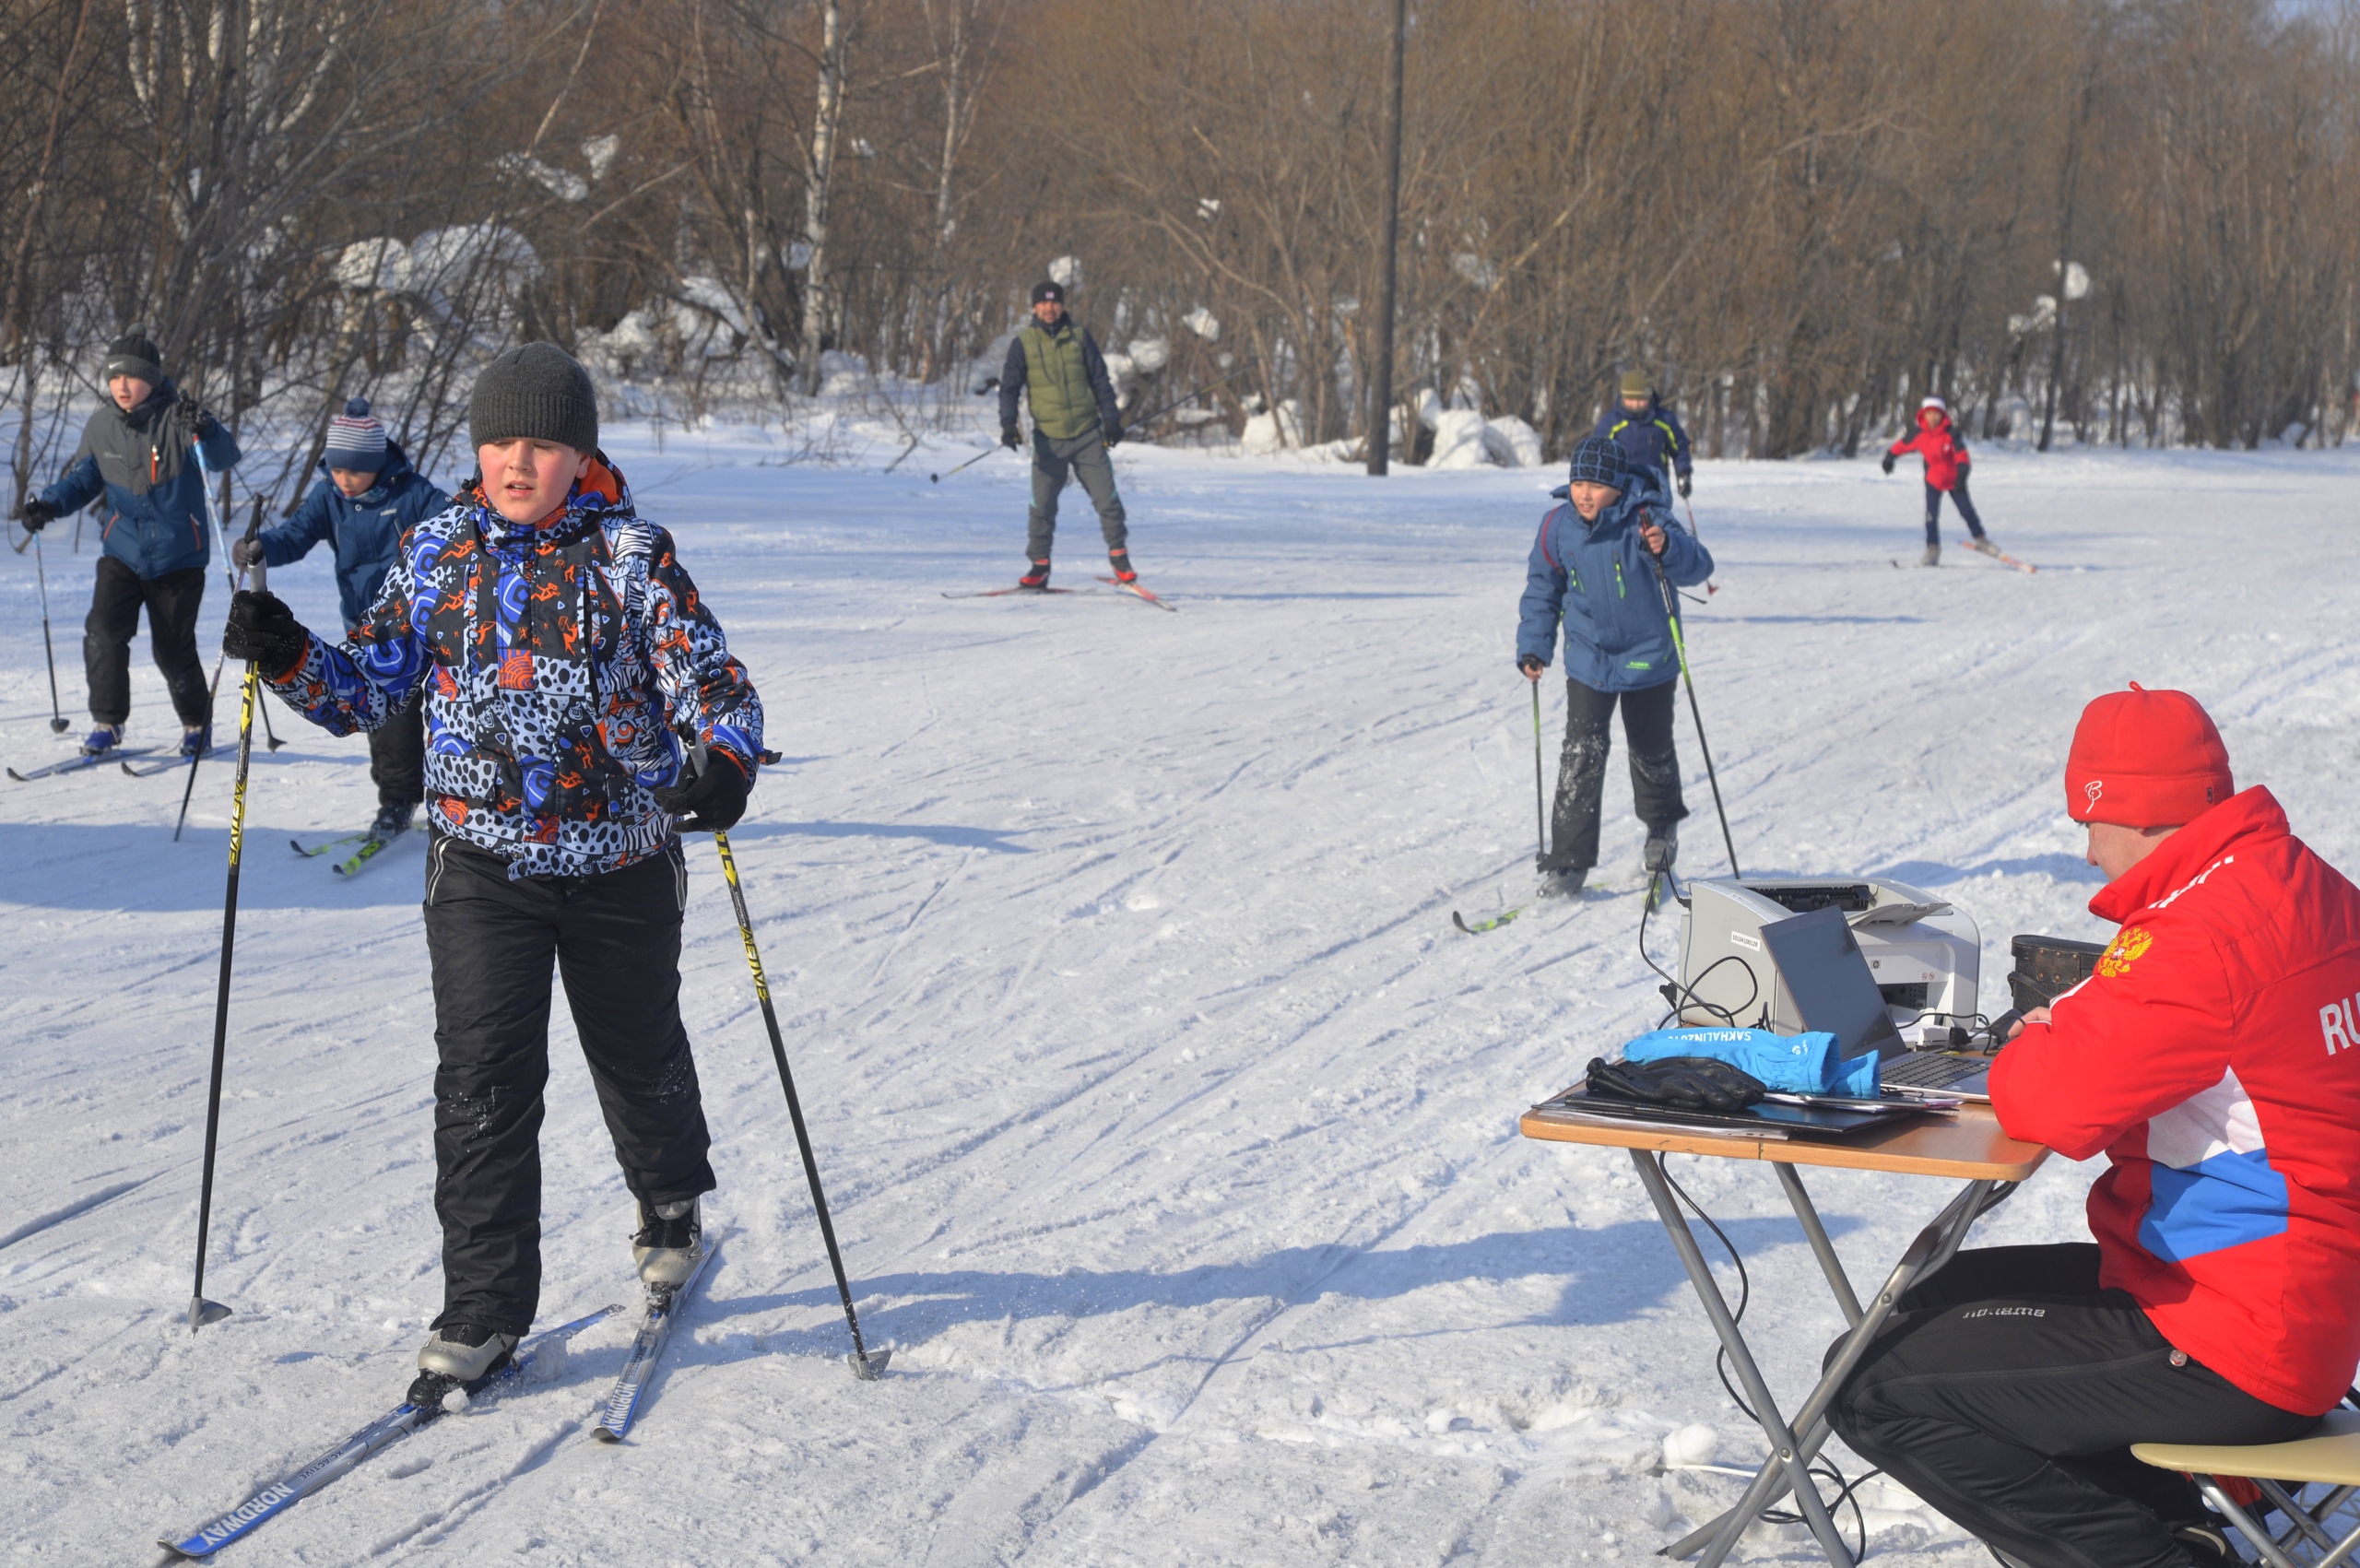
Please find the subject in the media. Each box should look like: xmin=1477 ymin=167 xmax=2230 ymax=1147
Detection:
xmin=4 ymin=428 xmax=2356 ymax=1566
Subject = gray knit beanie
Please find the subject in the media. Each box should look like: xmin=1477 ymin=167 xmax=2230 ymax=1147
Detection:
xmin=468 ymin=342 xmax=598 ymax=454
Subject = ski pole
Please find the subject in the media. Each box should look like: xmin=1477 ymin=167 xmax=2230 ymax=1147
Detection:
xmin=31 ymin=532 xmax=66 ymax=732
xmin=187 ymin=530 xmax=266 ymax=1334
xmin=707 ymin=814 xmax=890 ymax=1380
xmin=1681 ymin=489 xmax=1719 ymax=597
xmin=928 ymin=443 xmax=1005 ymax=485
xmin=1530 ymin=678 xmax=1546 ymax=866
xmin=1646 ymin=540 xmax=1740 ymax=880
xmin=200 ymin=466 xmax=282 ymax=752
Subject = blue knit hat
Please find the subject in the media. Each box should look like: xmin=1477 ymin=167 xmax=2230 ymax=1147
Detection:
xmin=324 ymin=398 xmax=388 ymax=471
xmin=1566 ymin=436 xmax=1628 ymax=489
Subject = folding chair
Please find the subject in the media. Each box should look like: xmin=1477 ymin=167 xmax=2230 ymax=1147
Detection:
xmin=2133 ymin=1411 xmax=2360 ymax=1568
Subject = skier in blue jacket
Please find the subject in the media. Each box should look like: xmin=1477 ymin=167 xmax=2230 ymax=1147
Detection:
xmin=231 ymin=400 xmax=451 ymax=839
xmin=1592 ymin=369 xmax=1693 ymax=499
xmin=17 ymin=334 xmax=242 ymax=758
xmin=1516 ymin=437 xmax=1712 ymax=895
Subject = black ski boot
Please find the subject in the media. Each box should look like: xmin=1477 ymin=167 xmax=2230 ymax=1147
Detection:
xmin=632 ymin=1197 xmax=705 ymax=1290
xmin=407 ymin=1322 xmax=520 ymax=1409
xmin=370 ymin=800 xmax=416 ymax=840
xmin=1643 ymin=823 xmax=1679 ymax=876
xmin=1108 ymin=548 xmax=1139 ymax=584
xmin=1018 ymin=560 xmax=1051 ymax=590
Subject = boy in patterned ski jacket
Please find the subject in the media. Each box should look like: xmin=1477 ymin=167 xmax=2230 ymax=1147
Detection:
xmin=1829 ymin=685 xmax=2360 ymax=1568
xmin=222 ymin=343 xmax=759 ymax=1405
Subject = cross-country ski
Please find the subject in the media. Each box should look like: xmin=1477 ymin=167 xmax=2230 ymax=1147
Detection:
xmin=156 ymin=1303 xmax=621 ymax=1559
xmin=593 ymin=1234 xmax=721 ymax=1443
xmin=8 ymin=746 xmax=157 ymax=782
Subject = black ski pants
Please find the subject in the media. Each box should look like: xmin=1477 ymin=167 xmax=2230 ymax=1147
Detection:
xmin=369 ymin=690 xmax=425 ymax=807
xmin=1925 ymin=477 xmax=1988 ymax=545
xmin=1828 ymin=1244 xmax=2313 ymax=1568
xmin=1026 ymin=426 xmax=1128 ymax=563
xmin=84 ymin=556 xmax=209 ymax=729
xmin=420 ymin=833 xmax=714 ymax=1334
xmin=1541 ymin=677 xmax=1686 ymax=872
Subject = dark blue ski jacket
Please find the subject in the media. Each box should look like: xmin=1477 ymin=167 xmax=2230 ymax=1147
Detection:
xmin=1516 ymin=466 xmax=1713 ymax=692
xmin=254 ymin=442 xmax=452 ymax=630
xmin=1592 ymin=395 xmax=1693 ymax=480
xmin=41 ymin=380 xmax=242 ymax=580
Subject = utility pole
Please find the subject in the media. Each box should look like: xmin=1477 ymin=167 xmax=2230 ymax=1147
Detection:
xmin=1365 ymin=0 xmax=1406 ymax=477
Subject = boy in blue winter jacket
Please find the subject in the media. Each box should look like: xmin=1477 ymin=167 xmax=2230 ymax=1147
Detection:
xmin=1516 ymin=438 xmax=1712 ymax=895
xmin=17 ymin=334 xmax=242 ymax=758
xmin=231 ymin=399 xmax=450 ymax=837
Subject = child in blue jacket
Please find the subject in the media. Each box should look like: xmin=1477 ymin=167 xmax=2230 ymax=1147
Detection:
xmin=1516 ymin=438 xmax=1713 ymax=894
xmin=231 ymin=400 xmax=451 ymax=838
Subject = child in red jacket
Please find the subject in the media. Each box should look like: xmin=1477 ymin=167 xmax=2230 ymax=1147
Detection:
xmin=1828 ymin=686 xmax=2360 ymax=1568
xmin=1882 ymin=395 xmax=2001 ymax=566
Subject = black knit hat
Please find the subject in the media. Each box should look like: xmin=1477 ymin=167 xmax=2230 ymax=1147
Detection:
xmin=104 ymin=334 xmax=163 ymax=384
xmin=1565 ymin=436 xmax=1629 ymax=489
xmin=1030 ymin=280 xmax=1066 ymax=305
xmin=468 ymin=342 xmax=598 ymax=454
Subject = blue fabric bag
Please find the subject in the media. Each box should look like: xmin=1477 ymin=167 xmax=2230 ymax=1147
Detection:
xmin=1621 ymin=1027 xmax=1880 ymax=1097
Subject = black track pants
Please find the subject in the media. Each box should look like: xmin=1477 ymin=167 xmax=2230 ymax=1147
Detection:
xmin=1828 ymin=1244 xmax=2312 ymax=1568
xmin=1541 ymin=677 xmax=1686 ymax=872
xmin=1026 ymin=427 xmax=1127 ymax=561
xmin=83 ymin=556 xmax=209 ymax=728
xmin=1924 ymin=477 xmax=1988 ymax=545
xmin=368 ymin=690 xmax=425 ymax=806
xmin=420 ymin=833 xmax=715 ymax=1333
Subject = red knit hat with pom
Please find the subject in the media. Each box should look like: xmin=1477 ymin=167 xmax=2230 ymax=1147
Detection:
xmin=2064 ymin=684 xmax=2234 ymax=828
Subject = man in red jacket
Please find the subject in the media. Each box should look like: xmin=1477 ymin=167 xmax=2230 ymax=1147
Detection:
xmin=1882 ymin=395 xmax=2002 ymax=567
xmin=1829 ymin=685 xmax=2360 ymax=1568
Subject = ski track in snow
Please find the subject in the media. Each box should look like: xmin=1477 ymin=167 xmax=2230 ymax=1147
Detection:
xmin=4 ymin=430 xmax=2356 ymax=1564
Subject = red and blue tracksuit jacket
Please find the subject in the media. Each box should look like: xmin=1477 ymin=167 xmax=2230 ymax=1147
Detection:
xmin=1992 ymin=786 xmax=2360 ymax=1415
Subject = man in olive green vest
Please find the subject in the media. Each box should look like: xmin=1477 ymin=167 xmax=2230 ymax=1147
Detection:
xmin=998 ymin=280 xmax=1134 ymax=590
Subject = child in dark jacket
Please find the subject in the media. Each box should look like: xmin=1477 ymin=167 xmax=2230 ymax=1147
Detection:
xmin=18 ymin=334 xmax=242 ymax=757
xmin=1882 ymin=395 xmax=2002 ymax=566
xmin=232 ymin=399 xmax=452 ymax=837
xmin=1516 ymin=438 xmax=1713 ymax=895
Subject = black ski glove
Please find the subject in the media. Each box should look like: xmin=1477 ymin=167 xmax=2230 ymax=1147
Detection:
xmin=1000 ymin=421 xmax=1021 ymax=450
xmin=1880 ymin=452 xmax=1896 ymax=476
xmin=1517 ymin=654 xmax=1546 ymax=677
xmin=1675 ymin=469 xmax=1692 ymax=499
xmin=653 ymin=749 xmax=750 ymax=833
xmin=1103 ymin=422 xmax=1124 ymax=448
xmin=174 ymin=391 xmax=221 ymax=442
xmin=221 ymin=588 xmax=310 ymax=674
xmin=1585 ymin=1055 xmax=1766 ymax=1114
xmin=18 ymin=498 xmax=56 ymax=532
xmin=230 ymin=535 xmax=265 ymax=569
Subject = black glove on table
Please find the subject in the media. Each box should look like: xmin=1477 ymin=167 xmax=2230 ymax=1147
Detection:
xmin=1585 ymin=1055 xmax=1766 ymax=1114
xmin=221 ymin=588 xmax=310 ymax=673
xmin=652 ymin=750 xmax=749 ymax=833
xmin=18 ymin=498 xmax=56 ymax=532
xmin=1000 ymin=421 xmax=1022 ymax=450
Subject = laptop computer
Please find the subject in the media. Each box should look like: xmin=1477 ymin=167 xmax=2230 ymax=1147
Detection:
xmin=1757 ymin=905 xmax=1992 ymax=1100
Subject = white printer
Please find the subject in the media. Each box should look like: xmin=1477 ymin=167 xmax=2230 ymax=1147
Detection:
xmin=1674 ymin=877 xmax=1980 ymax=1043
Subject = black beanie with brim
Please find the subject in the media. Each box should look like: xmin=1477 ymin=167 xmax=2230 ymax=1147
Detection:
xmin=468 ymin=342 xmax=598 ymax=454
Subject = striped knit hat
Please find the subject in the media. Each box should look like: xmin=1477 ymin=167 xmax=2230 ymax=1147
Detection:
xmin=324 ymin=398 xmax=388 ymax=471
